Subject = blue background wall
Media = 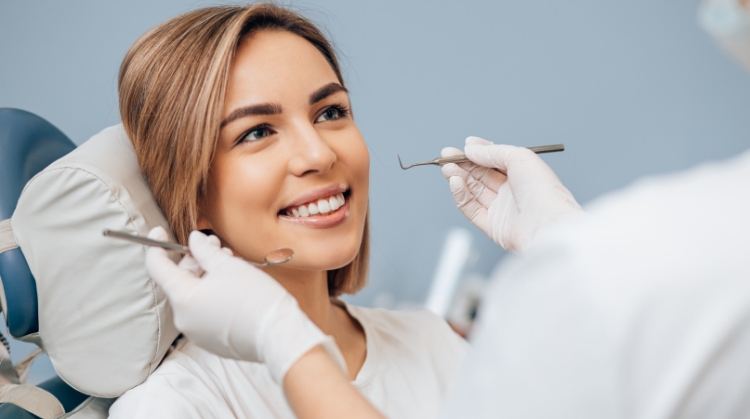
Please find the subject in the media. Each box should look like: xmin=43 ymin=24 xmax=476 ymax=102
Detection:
xmin=2 ymin=0 xmax=749 ymax=384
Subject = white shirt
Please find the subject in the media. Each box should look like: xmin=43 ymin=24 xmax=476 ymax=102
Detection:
xmin=442 ymin=150 xmax=750 ymax=418
xmin=110 ymin=302 xmax=467 ymax=419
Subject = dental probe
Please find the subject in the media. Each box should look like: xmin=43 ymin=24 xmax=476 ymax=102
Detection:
xmin=102 ymin=229 xmax=294 ymax=267
xmin=398 ymin=143 xmax=565 ymax=170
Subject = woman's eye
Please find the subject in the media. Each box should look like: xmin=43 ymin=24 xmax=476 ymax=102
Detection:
xmin=238 ymin=125 xmax=272 ymax=144
xmin=315 ymin=106 xmax=347 ymax=123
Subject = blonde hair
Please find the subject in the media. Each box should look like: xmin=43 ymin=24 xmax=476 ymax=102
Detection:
xmin=118 ymin=4 xmax=368 ymax=296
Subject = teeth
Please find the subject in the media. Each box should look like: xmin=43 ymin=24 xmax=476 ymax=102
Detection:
xmin=283 ymin=192 xmax=347 ymax=218
xmin=329 ymin=195 xmax=341 ymax=211
xmin=318 ymin=199 xmax=331 ymax=214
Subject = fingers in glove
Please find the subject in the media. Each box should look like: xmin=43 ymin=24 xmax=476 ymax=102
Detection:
xmin=463 ymin=137 xmax=500 ymax=178
xmin=146 ymin=227 xmax=199 ymax=302
xmin=207 ymin=234 xmax=221 ymax=247
xmin=175 ymin=234 xmax=228 ymax=276
xmin=177 ymin=254 xmax=204 ymax=277
xmin=441 ymin=147 xmax=464 ymax=158
xmin=147 ymin=225 xmax=169 ymax=242
xmin=443 ymin=146 xmax=506 ymax=192
xmin=461 ymin=138 xmax=506 ymax=190
xmin=444 ymin=163 xmax=498 ymax=210
xmin=441 ymin=161 xmax=465 ymax=180
xmin=464 ymin=142 xmax=541 ymax=175
xmin=464 ymin=174 xmax=499 ymax=209
xmin=188 ymin=230 xmax=234 ymax=272
xmin=465 ymin=136 xmax=492 ymax=146
xmin=443 ymin=137 xmax=492 ymax=161
xmin=441 ymin=146 xmax=481 ymax=171
xmin=448 ymin=176 xmax=489 ymax=231
xmin=464 ymin=164 xmax=506 ymax=193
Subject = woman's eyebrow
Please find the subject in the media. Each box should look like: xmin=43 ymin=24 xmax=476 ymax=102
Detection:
xmin=220 ymin=103 xmax=282 ymax=128
xmin=310 ymin=82 xmax=348 ymax=105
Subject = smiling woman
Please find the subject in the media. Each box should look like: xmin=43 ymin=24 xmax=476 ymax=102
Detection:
xmin=110 ymin=4 xmax=467 ymax=419
xmin=118 ymin=5 xmax=368 ymax=297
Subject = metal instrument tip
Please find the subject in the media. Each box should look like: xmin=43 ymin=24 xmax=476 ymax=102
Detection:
xmin=398 ymin=155 xmax=409 ymax=170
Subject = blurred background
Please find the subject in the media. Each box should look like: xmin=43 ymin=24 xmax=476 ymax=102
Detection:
xmin=2 ymin=0 xmax=749 ymax=383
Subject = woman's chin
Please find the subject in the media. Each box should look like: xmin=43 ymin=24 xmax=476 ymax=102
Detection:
xmin=308 ymin=254 xmax=358 ymax=272
xmin=286 ymin=247 xmax=359 ymax=272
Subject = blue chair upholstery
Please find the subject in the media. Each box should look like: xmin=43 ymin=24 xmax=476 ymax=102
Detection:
xmin=0 ymin=108 xmax=76 ymax=338
xmin=0 ymin=108 xmax=88 ymax=417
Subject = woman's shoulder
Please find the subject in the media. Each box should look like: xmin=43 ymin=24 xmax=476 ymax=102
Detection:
xmin=344 ymin=303 xmax=469 ymax=355
xmin=109 ymin=339 xmax=276 ymax=419
xmin=346 ymin=303 xmax=444 ymax=328
xmin=108 ymin=340 xmax=223 ymax=418
xmin=344 ymin=302 xmax=469 ymax=413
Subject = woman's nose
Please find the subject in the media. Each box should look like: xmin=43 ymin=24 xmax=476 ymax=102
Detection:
xmin=287 ymin=124 xmax=337 ymax=177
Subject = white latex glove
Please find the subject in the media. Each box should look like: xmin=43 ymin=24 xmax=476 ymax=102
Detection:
xmin=145 ymin=227 xmax=346 ymax=384
xmin=441 ymin=136 xmax=582 ymax=253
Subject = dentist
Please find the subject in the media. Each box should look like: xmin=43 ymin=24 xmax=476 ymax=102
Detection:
xmin=145 ymin=0 xmax=750 ymax=417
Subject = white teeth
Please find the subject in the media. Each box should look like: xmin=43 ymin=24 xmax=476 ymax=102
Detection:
xmin=329 ymin=195 xmax=341 ymax=211
xmin=283 ymin=192 xmax=347 ymax=218
xmin=318 ymin=199 xmax=331 ymax=214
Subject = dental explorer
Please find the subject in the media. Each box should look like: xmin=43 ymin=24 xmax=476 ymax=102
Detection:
xmin=398 ymin=144 xmax=565 ymax=170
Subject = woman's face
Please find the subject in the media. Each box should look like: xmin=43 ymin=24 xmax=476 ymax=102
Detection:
xmin=198 ymin=30 xmax=369 ymax=273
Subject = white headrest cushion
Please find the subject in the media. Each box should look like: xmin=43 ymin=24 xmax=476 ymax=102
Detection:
xmin=11 ymin=124 xmax=179 ymax=397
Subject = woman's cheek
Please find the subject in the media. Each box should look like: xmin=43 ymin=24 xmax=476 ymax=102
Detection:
xmin=211 ymin=155 xmax=286 ymax=256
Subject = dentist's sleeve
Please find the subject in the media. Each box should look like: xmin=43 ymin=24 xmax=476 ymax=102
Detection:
xmin=441 ymin=151 xmax=750 ymax=419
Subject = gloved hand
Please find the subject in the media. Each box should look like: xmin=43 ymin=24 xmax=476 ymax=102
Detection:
xmin=145 ymin=227 xmax=346 ymax=384
xmin=441 ymin=136 xmax=582 ymax=253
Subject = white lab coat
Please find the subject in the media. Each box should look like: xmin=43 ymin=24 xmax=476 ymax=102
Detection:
xmin=442 ymin=149 xmax=750 ymax=418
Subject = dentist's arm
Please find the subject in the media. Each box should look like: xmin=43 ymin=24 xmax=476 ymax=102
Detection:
xmin=284 ymin=346 xmax=386 ymax=419
xmin=442 ymin=136 xmax=582 ymax=253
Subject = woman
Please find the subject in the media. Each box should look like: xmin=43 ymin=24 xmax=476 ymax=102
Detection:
xmin=109 ymin=4 xmax=467 ymax=418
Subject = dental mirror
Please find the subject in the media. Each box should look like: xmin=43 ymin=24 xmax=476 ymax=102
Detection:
xmin=259 ymin=248 xmax=294 ymax=266
xmin=103 ymin=229 xmax=294 ymax=267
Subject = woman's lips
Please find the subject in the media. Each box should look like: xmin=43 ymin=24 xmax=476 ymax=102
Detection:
xmin=278 ymin=199 xmax=350 ymax=228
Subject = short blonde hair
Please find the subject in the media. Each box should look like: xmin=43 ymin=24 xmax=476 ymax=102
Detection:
xmin=118 ymin=4 xmax=368 ymax=296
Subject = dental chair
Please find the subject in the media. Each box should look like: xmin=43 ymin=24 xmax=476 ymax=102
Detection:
xmin=0 ymin=108 xmax=180 ymax=417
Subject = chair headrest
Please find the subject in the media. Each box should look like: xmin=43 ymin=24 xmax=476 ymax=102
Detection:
xmin=11 ymin=124 xmax=179 ymax=397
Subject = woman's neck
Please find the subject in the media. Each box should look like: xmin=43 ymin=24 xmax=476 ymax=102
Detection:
xmin=267 ymin=267 xmax=334 ymax=332
xmin=263 ymin=266 xmax=366 ymax=380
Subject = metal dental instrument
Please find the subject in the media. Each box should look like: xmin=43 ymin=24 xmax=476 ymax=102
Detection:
xmin=398 ymin=143 xmax=565 ymax=170
xmin=102 ymin=229 xmax=294 ymax=267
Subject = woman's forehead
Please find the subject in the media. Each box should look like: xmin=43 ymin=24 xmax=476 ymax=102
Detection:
xmin=225 ymin=30 xmax=339 ymax=106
